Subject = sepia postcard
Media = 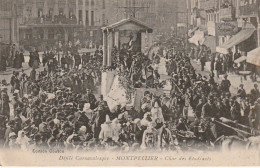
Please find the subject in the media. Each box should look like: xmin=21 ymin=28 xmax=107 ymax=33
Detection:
xmin=0 ymin=0 xmax=259 ymax=166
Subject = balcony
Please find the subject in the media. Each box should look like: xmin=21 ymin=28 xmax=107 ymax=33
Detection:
xmin=220 ymin=7 xmax=234 ymax=21
xmin=21 ymin=15 xmax=77 ymax=25
xmin=239 ymin=3 xmax=258 ymax=17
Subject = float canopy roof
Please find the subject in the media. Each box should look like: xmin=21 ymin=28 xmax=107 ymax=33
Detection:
xmin=102 ymin=17 xmax=153 ymax=33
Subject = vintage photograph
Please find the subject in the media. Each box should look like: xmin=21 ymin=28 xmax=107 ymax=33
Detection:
xmin=0 ymin=0 xmax=259 ymax=166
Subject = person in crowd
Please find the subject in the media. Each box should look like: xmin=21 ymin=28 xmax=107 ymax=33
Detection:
xmin=215 ymin=56 xmax=222 ymax=78
xmin=13 ymin=51 xmax=24 ymax=69
xmin=200 ymin=53 xmax=206 ymax=71
xmin=210 ymin=53 xmax=215 ymax=73
xmin=10 ymin=71 xmax=20 ymax=93
xmin=0 ymin=54 xmax=7 ymax=71
xmin=30 ymin=68 xmax=36 ymax=82
xmin=250 ymin=84 xmax=260 ymax=103
xmin=249 ymin=98 xmax=260 ymax=129
xmin=221 ymin=74 xmax=231 ymax=93
xmin=237 ymin=84 xmax=246 ymax=99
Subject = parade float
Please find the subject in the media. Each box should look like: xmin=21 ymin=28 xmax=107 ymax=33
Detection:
xmin=100 ymin=18 xmax=153 ymax=110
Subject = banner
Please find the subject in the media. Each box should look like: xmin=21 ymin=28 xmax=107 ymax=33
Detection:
xmin=216 ymin=21 xmax=238 ymax=36
xmin=208 ymin=21 xmax=238 ymax=36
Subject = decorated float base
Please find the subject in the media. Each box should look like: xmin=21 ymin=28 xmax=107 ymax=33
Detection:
xmin=101 ymin=70 xmax=164 ymax=111
xmin=101 ymin=70 xmax=135 ymax=111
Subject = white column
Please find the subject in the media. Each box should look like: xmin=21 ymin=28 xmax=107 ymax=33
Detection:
xmin=54 ymin=0 xmax=59 ymax=16
xmin=114 ymin=31 xmax=119 ymax=48
xmin=43 ymin=0 xmax=48 ymax=16
xmin=32 ymin=0 xmax=37 ymax=18
xmin=88 ymin=0 xmax=92 ymax=26
xmin=82 ymin=0 xmax=86 ymax=26
xmin=76 ymin=0 xmax=79 ymax=24
xmin=65 ymin=0 xmax=69 ymax=18
xmin=103 ymin=31 xmax=107 ymax=66
xmin=107 ymin=32 xmax=113 ymax=66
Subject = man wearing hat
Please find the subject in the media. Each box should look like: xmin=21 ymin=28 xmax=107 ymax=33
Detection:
xmin=201 ymin=95 xmax=218 ymax=140
xmin=237 ymin=84 xmax=246 ymax=99
xmin=230 ymin=96 xmax=241 ymax=122
xmin=85 ymin=89 xmax=97 ymax=110
xmin=91 ymin=105 xmax=107 ymax=138
xmin=250 ymin=84 xmax=260 ymax=103
xmin=221 ymin=74 xmax=231 ymax=93
xmin=96 ymin=95 xmax=108 ymax=110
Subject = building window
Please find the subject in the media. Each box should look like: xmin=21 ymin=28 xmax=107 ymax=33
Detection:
xmin=102 ymin=14 xmax=105 ymax=25
xmin=69 ymin=9 xmax=73 ymax=17
xmin=91 ymin=11 xmax=94 ymax=26
xmin=79 ymin=10 xmax=82 ymax=24
xmin=38 ymin=8 xmax=43 ymax=18
xmin=86 ymin=10 xmax=89 ymax=25
xmin=91 ymin=0 xmax=94 ymax=6
xmin=59 ymin=8 xmax=64 ymax=15
xmin=49 ymin=8 xmax=53 ymax=16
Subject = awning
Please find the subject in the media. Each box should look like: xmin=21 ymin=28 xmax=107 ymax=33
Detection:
xmin=203 ymin=35 xmax=216 ymax=53
xmin=216 ymin=28 xmax=255 ymax=54
xmin=247 ymin=47 xmax=260 ymax=66
xmin=188 ymin=27 xmax=199 ymax=36
xmin=188 ymin=30 xmax=205 ymax=46
xmin=234 ymin=56 xmax=247 ymax=63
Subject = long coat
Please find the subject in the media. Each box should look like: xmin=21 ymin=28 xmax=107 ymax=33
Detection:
xmin=92 ymin=110 xmax=106 ymax=138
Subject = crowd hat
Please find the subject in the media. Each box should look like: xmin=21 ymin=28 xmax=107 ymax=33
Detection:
xmin=105 ymin=115 xmax=112 ymax=124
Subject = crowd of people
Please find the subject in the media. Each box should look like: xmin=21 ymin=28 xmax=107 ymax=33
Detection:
xmin=0 ymin=34 xmax=259 ymax=152
xmin=0 ymin=48 xmax=25 ymax=71
xmin=189 ymin=45 xmax=253 ymax=81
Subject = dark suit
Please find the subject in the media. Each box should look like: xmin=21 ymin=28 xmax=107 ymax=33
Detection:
xmin=92 ymin=110 xmax=106 ymax=138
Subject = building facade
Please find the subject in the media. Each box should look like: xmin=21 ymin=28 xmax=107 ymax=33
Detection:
xmin=0 ymin=0 xmax=19 ymax=64
xmin=0 ymin=0 xmax=19 ymax=45
xmin=1 ymin=0 xmax=197 ymax=52
xmin=18 ymin=0 xmax=108 ymax=51
xmin=189 ymin=0 xmax=260 ymax=55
